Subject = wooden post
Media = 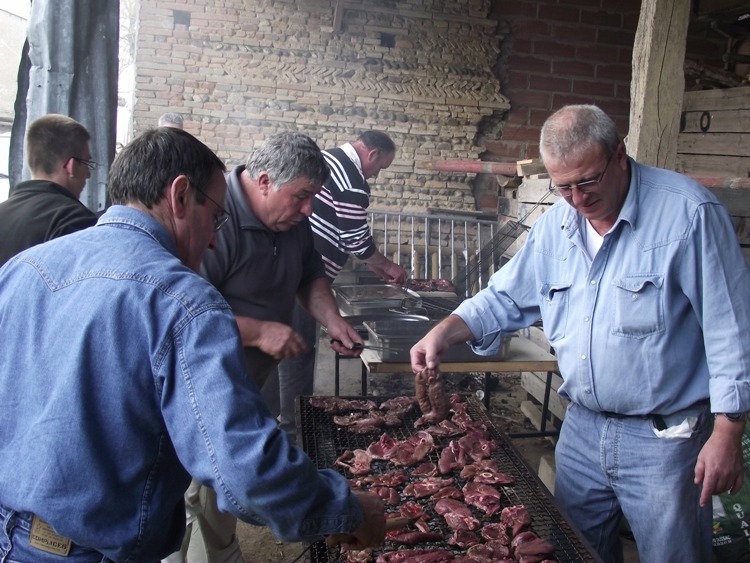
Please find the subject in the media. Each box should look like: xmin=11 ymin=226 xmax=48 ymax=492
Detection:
xmin=627 ymin=0 xmax=691 ymax=168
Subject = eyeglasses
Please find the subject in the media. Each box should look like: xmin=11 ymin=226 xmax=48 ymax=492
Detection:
xmin=194 ymin=187 xmax=230 ymax=232
xmin=548 ymin=151 xmax=616 ymax=197
xmin=71 ymin=157 xmax=98 ymax=171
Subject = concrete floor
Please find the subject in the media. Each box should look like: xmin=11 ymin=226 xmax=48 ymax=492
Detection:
xmin=235 ymin=335 xmax=641 ymax=562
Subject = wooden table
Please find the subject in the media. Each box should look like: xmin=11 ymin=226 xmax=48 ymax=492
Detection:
xmin=334 ymin=336 xmax=561 ymax=438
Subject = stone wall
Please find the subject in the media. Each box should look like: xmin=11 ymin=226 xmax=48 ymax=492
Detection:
xmin=133 ymin=0 xmax=729 ymax=217
xmin=133 ymin=0 xmax=510 ymax=214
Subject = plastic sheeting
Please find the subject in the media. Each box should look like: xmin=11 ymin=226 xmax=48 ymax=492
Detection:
xmin=9 ymin=0 xmax=119 ymax=213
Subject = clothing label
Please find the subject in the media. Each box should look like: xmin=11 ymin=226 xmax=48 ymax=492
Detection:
xmin=29 ymin=515 xmax=71 ymax=556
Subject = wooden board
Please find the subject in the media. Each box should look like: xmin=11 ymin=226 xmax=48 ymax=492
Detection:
xmin=521 ymin=371 xmax=568 ymax=422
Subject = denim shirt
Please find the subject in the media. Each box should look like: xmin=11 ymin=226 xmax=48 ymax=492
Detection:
xmin=455 ymin=159 xmax=750 ymax=416
xmin=0 ymin=206 xmax=360 ymax=562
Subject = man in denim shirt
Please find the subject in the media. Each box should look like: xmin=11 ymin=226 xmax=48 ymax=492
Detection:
xmin=411 ymin=105 xmax=750 ymax=562
xmin=0 ymin=127 xmax=385 ymax=562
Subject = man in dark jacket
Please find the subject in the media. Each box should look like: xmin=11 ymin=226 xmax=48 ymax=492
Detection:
xmin=0 ymin=114 xmax=97 ymax=267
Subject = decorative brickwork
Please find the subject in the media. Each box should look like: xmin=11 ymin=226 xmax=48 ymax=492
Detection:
xmin=133 ymin=0 xmax=509 ymax=215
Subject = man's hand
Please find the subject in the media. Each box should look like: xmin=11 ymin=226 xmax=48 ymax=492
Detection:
xmin=362 ymin=251 xmax=407 ymax=285
xmin=694 ymin=416 xmax=745 ymax=506
xmin=410 ymin=315 xmax=474 ymax=373
xmin=236 ymin=316 xmax=307 ymax=359
xmin=326 ymin=317 xmax=364 ymax=358
xmin=333 ymin=491 xmax=386 ymax=551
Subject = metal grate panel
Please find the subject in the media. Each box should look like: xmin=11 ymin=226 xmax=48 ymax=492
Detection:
xmin=297 ymin=395 xmax=600 ymax=563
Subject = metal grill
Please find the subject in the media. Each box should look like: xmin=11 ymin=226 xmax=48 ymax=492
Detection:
xmin=297 ymin=395 xmax=600 ymax=563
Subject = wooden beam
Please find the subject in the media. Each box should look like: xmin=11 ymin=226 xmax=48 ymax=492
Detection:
xmin=627 ymin=0 xmax=691 ymax=168
xmin=416 ymin=159 xmax=518 ymax=176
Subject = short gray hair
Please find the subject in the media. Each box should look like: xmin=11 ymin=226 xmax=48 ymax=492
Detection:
xmin=539 ymin=105 xmax=620 ymax=165
xmin=244 ymin=132 xmax=330 ymax=190
xmin=158 ymin=112 xmax=184 ymax=129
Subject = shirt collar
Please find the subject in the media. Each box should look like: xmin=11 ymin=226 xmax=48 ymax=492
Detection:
xmin=341 ymin=142 xmax=364 ymax=180
xmin=97 ymin=205 xmax=179 ymax=258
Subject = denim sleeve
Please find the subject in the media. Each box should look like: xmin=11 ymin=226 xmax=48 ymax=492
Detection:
xmin=687 ymin=202 xmax=750 ymax=412
xmin=159 ymin=306 xmax=362 ymax=541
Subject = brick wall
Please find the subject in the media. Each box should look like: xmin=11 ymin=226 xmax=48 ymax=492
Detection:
xmin=486 ymin=0 xmax=727 ymax=162
xmin=133 ymin=0 xmax=728 ymax=217
xmin=133 ymin=0 xmax=509 ymax=215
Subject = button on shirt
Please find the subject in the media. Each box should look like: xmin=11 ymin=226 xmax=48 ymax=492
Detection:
xmin=0 ymin=206 xmax=360 ymax=561
xmin=454 ymin=158 xmax=750 ymax=416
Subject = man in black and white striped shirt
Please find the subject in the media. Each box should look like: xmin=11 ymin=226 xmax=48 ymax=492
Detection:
xmin=276 ymin=131 xmax=406 ymax=441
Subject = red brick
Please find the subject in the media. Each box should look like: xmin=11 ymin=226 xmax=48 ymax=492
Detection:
xmin=537 ymin=4 xmax=582 ymax=24
xmin=509 ymin=90 xmax=553 ymax=109
xmin=580 ymin=10 xmax=623 ymax=28
xmin=529 ymin=74 xmax=572 ymax=93
xmin=597 ymin=63 xmax=631 ymax=82
xmin=534 ymin=40 xmax=577 ymax=58
xmin=596 ymin=28 xmax=637 ymax=47
xmin=575 ymin=43 xmax=619 ymax=63
xmin=508 ymin=54 xmax=552 ymax=74
xmin=513 ymin=19 xmax=552 ymax=36
xmin=552 ymin=23 xmax=597 ymax=43
xmin=572 ymin=79 xmax=615 ymax=97
xmin=552 ymin=59 xmax=596 ymax=78
xmin=491 ymin=1 xmax=538 ymax=18
xmin=552 ymin=93 xmax=602 ymax=108
xmin=507 ymin=70 xmax=530 ymax=90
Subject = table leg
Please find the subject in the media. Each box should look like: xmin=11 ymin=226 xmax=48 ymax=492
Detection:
xmin=360 ymin=360 xmax=368 ymax=396
xmin=484 ymin=372 xmax=491 ymax=409
xmin=334 ymin=351 xmax=340 ymax=396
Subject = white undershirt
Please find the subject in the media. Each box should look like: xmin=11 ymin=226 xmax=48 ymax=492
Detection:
xmin=584 ymin=219 xmax=604 ymax=259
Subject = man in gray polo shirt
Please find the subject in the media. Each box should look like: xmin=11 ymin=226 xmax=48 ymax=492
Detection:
xmin=165 ymin=132 xmax=363 ymax=563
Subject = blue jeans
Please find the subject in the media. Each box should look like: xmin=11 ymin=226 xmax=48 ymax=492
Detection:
xmin=555 ymin=402 xmax=712 ymax=563
xmin=0 ymin=507 xmax=112 ymax=563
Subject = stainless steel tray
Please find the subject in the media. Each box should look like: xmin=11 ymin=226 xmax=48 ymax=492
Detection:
xmin=363 ymin=319 xmax=514 ymax=362
xmin=333 ymin=284 xmax=422 ymax=316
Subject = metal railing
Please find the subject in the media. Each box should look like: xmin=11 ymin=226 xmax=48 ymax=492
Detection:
xmin=367 ymin=210 xmax=520 ymax=298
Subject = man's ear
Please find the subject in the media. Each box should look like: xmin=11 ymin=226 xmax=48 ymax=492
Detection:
xmin=167 ymin=175 xmax=191 ymax=220
xmin=62 ymin=156 xmax=75 ymax=178
xmin=257 ymin=172 xmax=271 ymax=196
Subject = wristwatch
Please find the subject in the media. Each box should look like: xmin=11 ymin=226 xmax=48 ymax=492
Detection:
xmin=716 ymin=413 xmax=748 ymax=422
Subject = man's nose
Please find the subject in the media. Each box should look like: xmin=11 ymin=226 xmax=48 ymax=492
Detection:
xmin=300 ymin=198 xmax=313 ymax=216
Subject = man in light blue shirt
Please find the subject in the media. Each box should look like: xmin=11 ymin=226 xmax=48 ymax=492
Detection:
xmin=0 ymin=127 xmax=385 ymax=562
xmin=411 ymin=104 xmax=750 ymax=562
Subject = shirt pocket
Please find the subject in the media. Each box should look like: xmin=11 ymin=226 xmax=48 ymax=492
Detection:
xmin=611 ymin=274 xmax=664 ymax=338
xmin=539 ymin=281 xmax=572 ymax=342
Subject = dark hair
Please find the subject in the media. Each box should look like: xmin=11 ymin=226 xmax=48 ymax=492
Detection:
xmin=357 ymin=130 xmax=396 ymax=153
xmin=108 ymin=128 xmax=226 ymax=208
xmin=244 ymin=132 xmax=329 ymax=189
xmin=25 ymin=114 xmax=91 ymax=175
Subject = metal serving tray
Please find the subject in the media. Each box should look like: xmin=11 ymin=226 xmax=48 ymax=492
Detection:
xmin=363 ymin=319 xmax=514 ymax=362
xmin=333 ymin=284 xmax=422 ymax=316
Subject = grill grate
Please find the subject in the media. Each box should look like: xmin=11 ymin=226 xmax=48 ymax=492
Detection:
xmin=297 ymin=395 xmax=600 ymax=563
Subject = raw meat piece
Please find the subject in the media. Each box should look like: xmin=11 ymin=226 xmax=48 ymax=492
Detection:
xmin=457 ymin=430 xmax=497 ymax=462
xmin=372 ymin=486 xmax=400 ymax=505
xmin=335 ymin=449 xmax=372 ymax=475
xmin=349 ymin=469 xmax=408 ymax=488
xmin=462 ymin=481 xmax=502 ymax=516
xmin=448 ymin=529 xmax=481 ymax=548
xmin=460 ymin=459 xmax=499 ymax=477
xmin=480 ymin=522 xmax=510 ymax=545
xmin=415 ymin=369 xmax=432 ymax=414
xmin=403 ymin=477 xmax=454 ymax=499
xmin=413 ymin=515 xmax=432 ymax=533
xmin=434 ymin=498 xmax=480 ymax=531
xmin=501 ymin=505 xmax=532 ymax=536
xmin=426 ymin=370 xmax=451 ymax=422
xmin=367 ymin=433 xmax=399 ymax=460
xmin=412 ymin=462 xmax=438 ymax=477
xmin=422 ymin=419 xmax=464 ymax=437
xmin=467 ymin=540 xmax=511 ymax=559
xmin=399 ymin=501 xmax=424 ymax=519
xmin=379 ymin=396 xmax=418 ymax=410
xmin=511 ymin=531 xmax=556 ymax=562
xmin=376 ymin=549 xmax=455 ymax=562
xmin=309 ymin=397 xmax=377 ymax=414
xmin=438 ymin=440 xmax=466 ymax=475
xmin=431 ymin=486 xmax=463 ymax=500
xmin=390 ymin=431 xmax=435 ymax=466
xmin=386 ymin=530 xmax=444 ymax=545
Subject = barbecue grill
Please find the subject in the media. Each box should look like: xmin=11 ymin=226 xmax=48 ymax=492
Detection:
xmin=297 ymin=395 xmax=601 ymax=563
